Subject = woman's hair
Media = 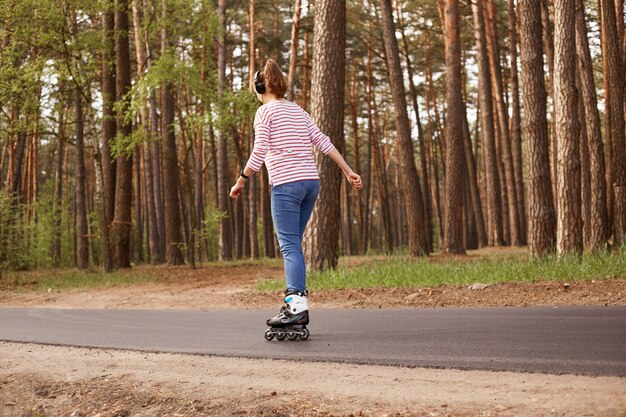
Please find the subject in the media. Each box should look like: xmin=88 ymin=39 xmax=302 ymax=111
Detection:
xmin=262 ymin=59 xmax=288 ymax=98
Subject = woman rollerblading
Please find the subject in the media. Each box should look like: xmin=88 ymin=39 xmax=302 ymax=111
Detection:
xmin=230 ymin=59 xmax=362 ymax=341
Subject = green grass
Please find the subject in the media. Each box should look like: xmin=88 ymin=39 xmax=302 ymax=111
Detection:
xmin=255 ymin=249 xmax=626 ymax=292
xmin=0 ymin=270 xmax=156 ymax=292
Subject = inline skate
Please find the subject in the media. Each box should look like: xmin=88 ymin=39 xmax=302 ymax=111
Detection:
xmin=264 ymin=290 xmax=310 ymax=341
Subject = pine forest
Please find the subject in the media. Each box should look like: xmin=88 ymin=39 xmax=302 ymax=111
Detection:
xmin=1 ymin=0 xmax=625 ymax=272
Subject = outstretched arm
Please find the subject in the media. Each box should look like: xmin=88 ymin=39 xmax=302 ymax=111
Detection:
xmin=327 ymin=148 xmax=363 ymax=189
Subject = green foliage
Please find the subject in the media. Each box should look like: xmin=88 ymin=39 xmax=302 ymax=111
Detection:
xmin=110 ymin=129 xmax=154 ymax=159
xmin=256 ymin=250 xmax=626 ymax=292
xmin=0 ymin=182 xmax=76 ymax=272
xmin=215 ymin=89 xmax=259 ymax=133
xmin=197 ymin=204 xmax=227 ymax=261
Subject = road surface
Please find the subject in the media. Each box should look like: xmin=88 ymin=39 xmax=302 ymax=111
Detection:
xmin=1 ymin=306 xmax=625 ymax=376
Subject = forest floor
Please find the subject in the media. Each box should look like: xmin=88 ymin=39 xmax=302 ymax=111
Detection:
xmin=1 ymin=247 xmax=625 ymax=416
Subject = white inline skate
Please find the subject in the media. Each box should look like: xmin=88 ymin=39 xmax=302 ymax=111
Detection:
xmin=264 ymin=290 xmax=310 ymax=341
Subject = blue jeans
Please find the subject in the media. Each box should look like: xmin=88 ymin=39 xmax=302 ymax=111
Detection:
xmin=271 ymin=179 xmax=320 ymax=293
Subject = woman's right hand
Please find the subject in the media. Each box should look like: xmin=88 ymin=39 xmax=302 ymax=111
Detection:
xmin=230 ymin=179 xmax=245 ymax=199
xmin=347 ymin=172 xmax=363 ymax=189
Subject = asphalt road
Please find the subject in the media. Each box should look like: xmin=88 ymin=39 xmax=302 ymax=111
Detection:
xmin=1 ymin=306 xmax=625 ymax=376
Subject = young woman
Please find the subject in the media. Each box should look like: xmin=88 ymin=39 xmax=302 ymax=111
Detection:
xmin=230 ymin=59 xmax=362 ymax=338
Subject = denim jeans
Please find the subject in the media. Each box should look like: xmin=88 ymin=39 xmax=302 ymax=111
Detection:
xmin=271 ymin=179 xmax=320 ymax=293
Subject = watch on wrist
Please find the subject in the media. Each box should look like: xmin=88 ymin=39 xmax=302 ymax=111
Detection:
xmin=239 ymin=169 xmax=249 ymax=180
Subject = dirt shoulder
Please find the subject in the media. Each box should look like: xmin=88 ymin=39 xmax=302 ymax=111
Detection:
xmin=0 ymin=262 xmax=624 ymax=310
xmin=2 ymin=342 xmax=625 ymax=417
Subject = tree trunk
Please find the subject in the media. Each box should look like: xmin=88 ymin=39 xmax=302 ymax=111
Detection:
xmin=508 ymin=0 xmax=526 ymax=244
xmin=541 ymin=0 xmax=558 ymax=207
xmin=575 ymin=0 xmax=609 ymax=251
xmin=132 ymin=0 xmax=160 ymax=263
xmin=441 ymin=0 xmax=466 ymax=254
xmin=519 ymin=0 xmax=556 ymax=256
xmin=112 ymin=0 xmax=133 ymax=268
xmin=74 ymin=85 xmax=89 ymax=269
xmin=578 ymin=76 xmax=592 ymax=247
xmin=216 ymin=0 xmax=233 ymax=261
xmin=52 ymin=111 xmax=65 ymax=267
xmin=484 ymin=0 xmax=520 ymax=246
xmin=378 ymin=0 xmax=427 ymax=256
xmin=261 ymin=167 xmax=275 ymax=258
xmin=348 ymin=75 xmax=363 ymax=253
xmin=150 ymin=92 xmax=166 ymax=262
xmin=397 ymin=5 xmax=434 ymax=252
xmin=102 ymin=2 xmax=117 ymax=232
xmin=161 ymin=0 xmax=184 ymax=265
xmin=370 ymin=91 xmax=394 ymax=253
xmin=286 ymin=0 xmax=302 ymax=102
xmin=554 ymin=0 xmax=583 ymax=256
xmin=303 ymin=0 xmax=346 ymax=270
xmin=600 ymin=0 xmax=626 ymax=246
xmin=472 ymin=0 xmax=504 ymax=247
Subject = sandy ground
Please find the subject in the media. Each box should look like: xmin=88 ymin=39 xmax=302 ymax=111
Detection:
xmin=1 ymin=254 xmax=625 ymax=416
xmin=1 ymin=342 xmax=625 ymax=417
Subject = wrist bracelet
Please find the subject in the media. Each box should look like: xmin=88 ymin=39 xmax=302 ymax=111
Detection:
xmin=240 ymin=169 xmax=249 ymax=180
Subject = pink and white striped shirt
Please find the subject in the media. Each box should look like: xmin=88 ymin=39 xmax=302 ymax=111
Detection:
xmin=246 ymin=100 xmax=336 ymax=186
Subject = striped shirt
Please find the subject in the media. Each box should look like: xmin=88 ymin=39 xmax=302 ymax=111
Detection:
xmin=246 ymin=100 xmax=336 ymax=186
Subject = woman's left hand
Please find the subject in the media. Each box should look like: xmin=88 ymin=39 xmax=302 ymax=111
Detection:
xmin=347 ymin=172 xmax=363 ymax=189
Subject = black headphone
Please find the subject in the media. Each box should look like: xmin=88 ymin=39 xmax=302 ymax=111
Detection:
xmin=254 ymin=70 xmax=266 ymax=95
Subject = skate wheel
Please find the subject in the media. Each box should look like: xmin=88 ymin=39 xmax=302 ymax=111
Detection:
xmin=276 ymin=333 xmax=287 ymax=341
xmin=287 ymin=333 xmax=298 ymax=341
xmin=264 ymin=330 xmax=274 ymax=341
xmin=300 ymin=328 xmax=309 ymax=340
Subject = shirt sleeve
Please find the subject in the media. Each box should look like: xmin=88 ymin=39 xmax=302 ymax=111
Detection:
xmin=303 ymin=110 xmax=336 ymax=155
xmin=246 ymin=106 xmax=271 ymax=171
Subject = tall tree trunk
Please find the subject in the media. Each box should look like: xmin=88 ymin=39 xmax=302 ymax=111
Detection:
xmin=378 ymin=0 xmax=427 ymax=256
xmin=301 ymin=31 xmax=310 ymax=111
xmin=554 ymin=0 xmax=582 ymax=256
xmin=303 ymin=0 xmax=346 ymax=270
xmin=348 ymin=75 xmax=363 ymax=253
xmin=362 ymin=26 xmax=375 ymax=254
xmin=600 ymin=0 xmax=626 ymax=246
xmin=132 ymin=0 xmax=160 ymax=263
xmin=161 ymin=0 xmax=184 ymax=265
xmin=286 ymin=0 xmax=302 ymax=102
xmin=248 ymin=0 xmax=256 ymax=90
xmin=102 ymin=1 xmax=117 ymax=232
xmin=216 ymin=0 xmax=233 ymax=261
xmin=575 ymin=0 xmax=609 ymax=251
xmin=578 ymin=76 xmax=592 ymax=247
xmin=472 ymin=0 xmax=504 ymax=246
xmin=462 ymin=104 xmax=487 ymax=248
xmin=52 ymin=110 xmax=65 ymax=267
xmin=370 ymin=92 xmax=394 ymax=253
xmin=150 ymin=92 xmax=166 ymax=262
xmin=541 ymin=0 xmax=558 ymax=207
xmin=508 ymin=0 xmax=526 ymax=244
xmin=397 ymin=3 xmax=434 ymax=252
xmin=519 ymin=0 xmax=556 ymax=256
xmin=112 ymin=0 xmax=133 ymax=268
xmin=261 ymin=167 xmax=275 ymax=257
xmin=247 ymin=0 xmax=259 ymax=259
xmin=441 ymin=0 xmax=466 ymax=254
xmin=73 ymin=86 xmax=89 ymax=269
xmin=484 ymin=0 xmax=520 ymax=246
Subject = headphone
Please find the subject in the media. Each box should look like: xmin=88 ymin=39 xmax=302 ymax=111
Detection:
xmin=254 ymin=70 xmax=266 ymax=95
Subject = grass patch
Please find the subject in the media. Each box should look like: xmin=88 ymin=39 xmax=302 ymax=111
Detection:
xmin=0 ymin=270 xmax=156 ymax=292
xmin=256 ymin=249 xmax=626 ymax=292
